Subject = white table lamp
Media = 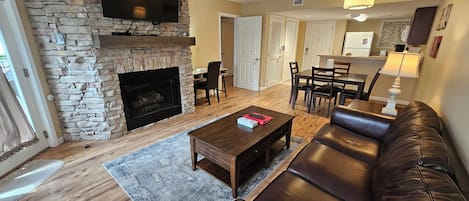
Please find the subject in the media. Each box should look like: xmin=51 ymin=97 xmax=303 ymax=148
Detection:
xmin=379 ymin=52 xmax=420 ymax=115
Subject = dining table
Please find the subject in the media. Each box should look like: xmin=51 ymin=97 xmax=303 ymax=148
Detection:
xmin=292 ymin=69 xmax=368 ymax=108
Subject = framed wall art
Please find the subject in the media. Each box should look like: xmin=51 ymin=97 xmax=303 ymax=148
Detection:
xmin=430 ymin=36 xmax=443 ymax=58
xmin=377 ymin=19 xmax=411 ymax=48
xmin=437 ymin=4 xmax=453 ymax=30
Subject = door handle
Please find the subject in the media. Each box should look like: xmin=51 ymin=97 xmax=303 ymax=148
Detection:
xmin=255 ymin=58 xmax=259 ymax=62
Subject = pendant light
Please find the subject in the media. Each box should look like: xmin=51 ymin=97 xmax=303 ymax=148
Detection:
xmin=343 ymin=0 xmax=375 ymax=10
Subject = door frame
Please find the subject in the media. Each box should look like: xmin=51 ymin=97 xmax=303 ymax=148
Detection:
xmin=0 ymin=0 xmax=61 ymax=177
xmin=218 ymin=12 xmax=239 ymax=70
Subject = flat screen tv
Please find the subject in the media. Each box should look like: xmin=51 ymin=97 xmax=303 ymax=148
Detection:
xmin=102 ymin=0 xmax=178 ymax=24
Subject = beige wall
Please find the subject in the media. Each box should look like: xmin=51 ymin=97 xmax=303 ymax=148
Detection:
xmin=189 ymin=0 xmax=241 ymax=68
xmin=296 ymin=22 xmax=306 ymax=70
xmin=414 ymin=0 xmax=469 ymax=171
xmin=333 ymin=20 xmax=348 ymax=55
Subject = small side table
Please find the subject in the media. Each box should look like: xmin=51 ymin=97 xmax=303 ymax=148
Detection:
xmin=346 ymin=100 xmax=402 ymax=118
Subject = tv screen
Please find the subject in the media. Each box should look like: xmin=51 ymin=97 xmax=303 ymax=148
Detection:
xmin=102 ymin=0 xmax=178 ymax=24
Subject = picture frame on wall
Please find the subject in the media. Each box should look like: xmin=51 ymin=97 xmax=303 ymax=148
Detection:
xmin=437 ymin=4 xmax=453 ymax=30
xmin=377 ymin=19 xmax=411 ymax=48
xmin=430 ymin=36 xmax=443 ymax=58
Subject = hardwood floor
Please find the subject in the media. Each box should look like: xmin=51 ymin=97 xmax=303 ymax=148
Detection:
xmin=21 ymin=77 xmax=330 ymax=201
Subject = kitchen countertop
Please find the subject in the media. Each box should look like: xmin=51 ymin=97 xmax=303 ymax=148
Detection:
xmin=318 ymin=55 xmax=387 ymax=61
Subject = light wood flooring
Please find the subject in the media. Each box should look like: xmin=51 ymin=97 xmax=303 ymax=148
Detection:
xmin=21 ymin=77 xmax=332 ymax=201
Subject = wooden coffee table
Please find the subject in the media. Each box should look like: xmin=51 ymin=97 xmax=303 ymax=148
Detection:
xmin=188 ymin=106 xmax=293 ymax=198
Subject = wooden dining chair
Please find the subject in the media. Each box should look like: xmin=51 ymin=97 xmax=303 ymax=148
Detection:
xmin=333 ymin=61 xmax=351 ymax=74
xmin=339 ymin=68 xmax=381 ymax=105
xmin=289 ymin=61 xmax=310 ymax=108
xmin=194 ymin=61 xmax=221 ymax=105
xmin=308 ymin=67 xmax=342 ymax=115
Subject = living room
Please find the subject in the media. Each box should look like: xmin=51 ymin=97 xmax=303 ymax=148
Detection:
xmin=0 ymin=0 xmax=468 ymax=200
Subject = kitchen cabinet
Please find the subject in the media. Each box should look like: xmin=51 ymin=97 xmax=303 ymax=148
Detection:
xmin=407 ymin=7 xmax=437 ymax=45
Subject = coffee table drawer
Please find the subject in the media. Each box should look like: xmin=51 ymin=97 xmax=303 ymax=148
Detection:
xmin=239 ymin=141 xmax=269 ymax=168
xmin=270 ymin=120 xmax=292 ymax=142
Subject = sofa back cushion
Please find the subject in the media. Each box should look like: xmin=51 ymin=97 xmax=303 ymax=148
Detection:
xmin=373 ymin=165 xmax=466 ymax=201
xmin=382 ymin=101 xmax=442 ymax=148
xmin=375 ymin=127 xmax=450 ymax=177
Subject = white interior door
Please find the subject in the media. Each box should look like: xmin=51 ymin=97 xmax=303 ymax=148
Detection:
xmin=281 ymin=18 xmax=299 ymax=82
xmin=234 ymin=16 xmax=262 ymax=91
xmin=302 ymin=21 xmax=335 ymax=69
xmin=265 ymin=15 xmax=285 ymax=87
xmin=0 ymin=1 xmax=50 ymax=177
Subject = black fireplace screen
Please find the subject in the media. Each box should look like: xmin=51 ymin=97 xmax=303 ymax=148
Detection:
xmin=119 ymin=67 xmax=182 ymax=130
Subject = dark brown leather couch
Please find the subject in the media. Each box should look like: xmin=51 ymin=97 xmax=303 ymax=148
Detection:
xmin=254 ymin=101 xmax=469 ymax=201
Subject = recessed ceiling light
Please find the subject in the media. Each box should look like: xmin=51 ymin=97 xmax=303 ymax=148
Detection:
xmin=348 ymin=13 xmax=368 ymax=22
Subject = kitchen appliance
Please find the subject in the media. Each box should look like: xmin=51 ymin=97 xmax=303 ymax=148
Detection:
xmin=342 ymin=32 xmax=374 ymax=57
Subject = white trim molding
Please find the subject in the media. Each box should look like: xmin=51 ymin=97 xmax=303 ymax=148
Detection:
xmin=2 ymin=0 xmax=61 ymax=147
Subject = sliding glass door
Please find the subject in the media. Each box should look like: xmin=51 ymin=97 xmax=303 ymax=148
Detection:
xmin=0 ymin=1 xmax=49 ymax=177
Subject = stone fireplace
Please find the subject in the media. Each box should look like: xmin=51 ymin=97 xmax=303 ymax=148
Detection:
xmin=23 ymin=0 xmax=195 ymax=141
xmin=119 ymin=67 xmax=182 ymax=131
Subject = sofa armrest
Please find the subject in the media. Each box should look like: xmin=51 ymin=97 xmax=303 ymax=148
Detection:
xmin=330 ymin=105 xmax=394 ymax=142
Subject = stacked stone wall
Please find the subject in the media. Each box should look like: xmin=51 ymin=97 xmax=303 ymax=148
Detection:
xmin=23 ymin=0 xmax=194 ymax=140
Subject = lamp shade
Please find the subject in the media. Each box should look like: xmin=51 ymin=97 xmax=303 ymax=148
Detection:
xmin=343 ymin=0 xmax=374 ymax=10
xmin=380 ymin=52 xmax=420 ymax=78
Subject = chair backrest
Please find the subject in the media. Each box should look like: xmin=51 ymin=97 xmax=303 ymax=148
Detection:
xmin=207 ymin=61 xmax=221 ymax=89
xmin=312 ymin=67 xmax=336 ymax=96
xmin=289 ymin=61 xmax=300 ymax=86
xmin=362 ymin=68 xmax=381 ymax=100
xmin=333 ymin=61 xmax=351 ymax=74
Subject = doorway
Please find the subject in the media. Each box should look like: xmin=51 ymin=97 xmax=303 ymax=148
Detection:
xmin=221 ymin=17 xmax=234 ymax=77
xmin=302 ymin=21 xmax=335 ymax=68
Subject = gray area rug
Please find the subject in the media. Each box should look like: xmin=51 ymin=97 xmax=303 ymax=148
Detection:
xmin=104 ymin=117 xmax=301 ymax=201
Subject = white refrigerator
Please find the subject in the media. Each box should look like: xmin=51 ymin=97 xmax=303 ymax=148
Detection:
xmin=342 ymin=32 xmax=374 ymax=57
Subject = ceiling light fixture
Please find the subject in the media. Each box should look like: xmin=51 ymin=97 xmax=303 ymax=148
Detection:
xmin=343 ymin=0 xmax=374 ymax=10
xmin=349 ymin=13 xmax=368 ymax=22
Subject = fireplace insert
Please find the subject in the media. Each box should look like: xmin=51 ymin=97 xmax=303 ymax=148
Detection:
xmin=119 ymin=67 xmax=182 ymax=130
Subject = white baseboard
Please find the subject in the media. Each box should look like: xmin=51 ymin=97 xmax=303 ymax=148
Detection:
xmin=259 ymin=86 xmax=268 ymax=91
xmin=50 ymin=137 xmax=64 ymax=147
xmin=369 ymin=96 xmax=410 ymax=105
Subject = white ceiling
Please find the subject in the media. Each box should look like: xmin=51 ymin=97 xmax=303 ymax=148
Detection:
xmin=228 ymin=0 xmax=442 ymax=21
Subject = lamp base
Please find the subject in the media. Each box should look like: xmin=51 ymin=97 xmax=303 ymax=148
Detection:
xmin=382 ymin=103 xmax=398 ymax=116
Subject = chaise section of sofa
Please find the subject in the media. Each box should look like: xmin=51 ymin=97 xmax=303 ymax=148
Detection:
xmin=254 ymin=101 xmax=468 ymax=201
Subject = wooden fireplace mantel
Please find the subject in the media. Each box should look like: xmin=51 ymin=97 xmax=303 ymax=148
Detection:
xmin=95 ymin=35 xmax=196 ymax=49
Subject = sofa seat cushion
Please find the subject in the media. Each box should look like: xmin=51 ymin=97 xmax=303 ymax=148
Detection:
xmin=313 ymin=124 xmax=380 ymax=164
xmin=254 ymin=171 xmax=339 ymax=201
xmin=287 ymin=142 xmax=372 ymax=201
xmin=373 ymin=165 xmax=467 ymax=201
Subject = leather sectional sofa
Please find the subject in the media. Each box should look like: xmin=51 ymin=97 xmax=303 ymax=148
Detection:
xmin=254 ymin=101 xmax=469 ymax=201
